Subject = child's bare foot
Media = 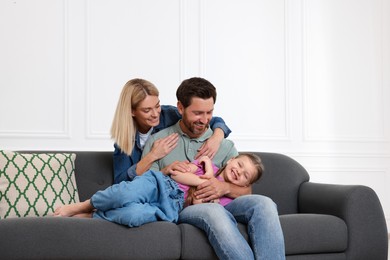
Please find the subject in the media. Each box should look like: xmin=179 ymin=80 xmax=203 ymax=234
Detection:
xmin=53 ymin=204 xmax=81 ymax=217
xmin=53 ymin=200 xmax=93 ymax=217
xmin=73 ymin=212 xmax=93 ymax=218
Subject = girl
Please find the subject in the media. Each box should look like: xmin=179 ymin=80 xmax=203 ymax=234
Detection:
xmin=53 ymin=153 xmax=264 ymax=227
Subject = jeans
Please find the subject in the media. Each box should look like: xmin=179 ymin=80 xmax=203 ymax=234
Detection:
xmin=91 ymin=170 xmax=184 ymax=227
xmin=178 ymin=195 xmax=285 ymax=260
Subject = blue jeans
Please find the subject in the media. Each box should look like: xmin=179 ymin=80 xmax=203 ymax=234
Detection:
xmin=178 ymin=195 xmax=285 ymax=260
xmin=91 ymin=170 xmax=184 ymax=227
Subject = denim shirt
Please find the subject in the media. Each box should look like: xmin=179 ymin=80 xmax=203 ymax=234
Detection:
xmin=112 ymin=105 xmax=231 ymax=184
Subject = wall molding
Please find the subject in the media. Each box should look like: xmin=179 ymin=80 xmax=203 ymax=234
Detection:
xmin=301 ymin=0 xmax=388 ymax=143
xmin=200 ymin=0 xmax=291 ymax=141
xmin=0 ymin=0 xmax=70 ymax=139
xmin=84 ymin=0 xmax=185 ymax=139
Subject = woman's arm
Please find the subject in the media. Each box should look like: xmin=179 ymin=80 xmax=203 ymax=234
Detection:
xmin=162 ymin=106 xmax=231 ymax=160
xmin=195 ymin=128 xmax=225 ymax=159
xmin=135 ymin=133 xmax=179 ymax=175
xmin=196 ymin=117 xmax=232 ymax=159
xmin=209 ymin=116 xmax=232 ymax=138
xmin=161 ymin=106 xmax=231 ymax=138
xmin=113 ymin=144 xmax=133 ymax=184
xmin=113 ymin=134 xmax=179 ymax=182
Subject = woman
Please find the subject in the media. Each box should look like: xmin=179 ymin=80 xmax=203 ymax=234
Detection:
xmin=110 ymin=78 xmax=231 ymax=184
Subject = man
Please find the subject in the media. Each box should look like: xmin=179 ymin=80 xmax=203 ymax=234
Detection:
xmin=142 ymin=77 xmax=285 ymax=260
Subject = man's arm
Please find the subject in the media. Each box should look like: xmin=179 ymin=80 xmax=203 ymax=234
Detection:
xmin=194 ymin=140 xmax=247 ymax=201
xmin=194 ymin=179 xmax=251 ymax=202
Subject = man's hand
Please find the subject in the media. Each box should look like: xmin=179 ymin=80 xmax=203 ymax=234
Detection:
xmin=194 ymin=177 xmax=230 ymax=202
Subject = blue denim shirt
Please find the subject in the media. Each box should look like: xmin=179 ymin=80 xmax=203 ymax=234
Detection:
xmin=112 ymin=105 xmax=231 ymax=184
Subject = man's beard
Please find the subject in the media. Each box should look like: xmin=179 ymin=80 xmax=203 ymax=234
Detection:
xmin=183 ymin=119 xmax=209 ymax=137
xmin=192 ymin=122 xmax=208 ymax=135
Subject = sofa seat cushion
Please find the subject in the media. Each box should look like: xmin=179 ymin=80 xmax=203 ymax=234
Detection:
xmin=180 ymin=213 xmax=347 ymax=259
xmin=179 ymin=223 xmax=217 ymax=259
xmin=0 ymin=217 xmax=182 ymax=260
xmin=280 ymin=214 xmax=348 ymax=255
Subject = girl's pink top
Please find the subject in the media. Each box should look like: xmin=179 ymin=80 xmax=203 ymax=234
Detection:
xmin=177 ymin=160 xmax=233 ymax=207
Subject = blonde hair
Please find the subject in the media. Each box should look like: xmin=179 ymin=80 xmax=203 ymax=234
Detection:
xmin=110 ymin=79 xmax=159 ymax=155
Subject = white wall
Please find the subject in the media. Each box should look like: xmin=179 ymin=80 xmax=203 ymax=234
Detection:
xmin=1 ymin=0 xmax=389 ymax=228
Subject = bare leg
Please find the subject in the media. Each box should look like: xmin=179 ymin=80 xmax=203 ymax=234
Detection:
xmin=53 ymin=199 xmax=94 ymax=217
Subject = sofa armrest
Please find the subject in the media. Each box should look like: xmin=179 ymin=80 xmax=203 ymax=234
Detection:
xmin=299 ymin=182 xmax=388 ymax=260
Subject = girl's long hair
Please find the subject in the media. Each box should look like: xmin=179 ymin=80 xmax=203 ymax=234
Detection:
xmin=110 ymin=79 xmax=159 ymax=155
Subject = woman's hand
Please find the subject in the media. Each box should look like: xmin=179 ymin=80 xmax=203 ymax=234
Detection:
xmin=135 ymin=133 xmax=179 ymax=175
xmin=195 ymin=128 xmax=224 ymax=159
xmin=149 ymin=133 xmax=179 ymax=160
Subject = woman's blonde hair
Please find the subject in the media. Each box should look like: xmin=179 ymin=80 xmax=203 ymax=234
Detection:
xmin=110 ymin=78 xmax=159 ymax=155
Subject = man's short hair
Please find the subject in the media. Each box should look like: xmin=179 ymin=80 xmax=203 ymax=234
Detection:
xmin=176 ymin=77 xmax=217 ymax=108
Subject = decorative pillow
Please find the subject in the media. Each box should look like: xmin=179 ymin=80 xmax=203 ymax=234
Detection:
xmin=0 ymin=150 xmax=79 ymax=219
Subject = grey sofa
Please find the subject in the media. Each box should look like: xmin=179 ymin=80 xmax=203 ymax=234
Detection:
xmin=0 ymin=151 xmax=388 ymax=259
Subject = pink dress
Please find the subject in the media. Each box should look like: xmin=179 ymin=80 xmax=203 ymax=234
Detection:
xmin=177 ymin=160 xmax=233 ymax=206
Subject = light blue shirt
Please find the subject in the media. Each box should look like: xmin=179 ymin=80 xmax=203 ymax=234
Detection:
xmin=140 ymin=121 xmax=238 ymax=178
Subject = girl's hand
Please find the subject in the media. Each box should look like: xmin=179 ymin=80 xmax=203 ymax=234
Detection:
xmin=162 ymin=160 xmax=191 ymax=176
xmin=198 ymin=156 xmax=211 ymax=165
xmin=197 ymin=156 xmax=214 ymax=179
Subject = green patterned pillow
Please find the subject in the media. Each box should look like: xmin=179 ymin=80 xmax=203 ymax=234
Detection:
xmin=0 ymin=150 xmax=79 ymax=219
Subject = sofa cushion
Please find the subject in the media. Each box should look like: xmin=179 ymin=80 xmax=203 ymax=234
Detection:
xmin=280 ymin=214 xmax=348 ymax=255
xmin=0 ymin=151 xmax=79 ymax=218
xmin=70 ymin=151 xmax=114 ymax=201
xmin=180 ymin=213 xmax=347 ymax=259
xmin=179 ymin=223 xmax=217 ymax=259
xmin=249 ymin=152 xmax=310 ymax=215
xmin=0 ymin=217 xmax=182 ymax=259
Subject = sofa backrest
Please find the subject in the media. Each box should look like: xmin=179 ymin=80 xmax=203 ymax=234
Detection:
xmin=73 ymin=151 xmax=310 ymax=215
xmin=71 ymin=151 xmax=114 ymax=201
xmin=248 ymin=152 xmax=310 ymax=215
xmin=20 ymin=151 xmax=310 ymax=215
